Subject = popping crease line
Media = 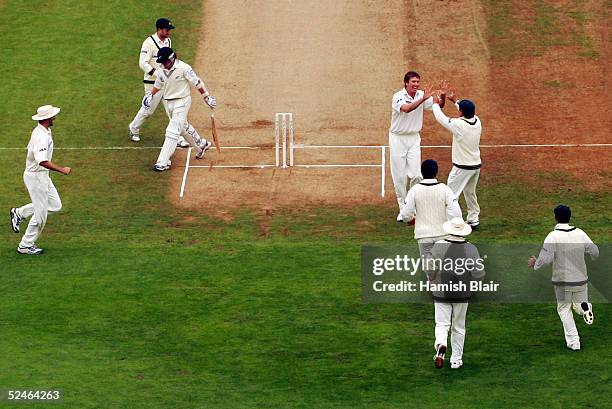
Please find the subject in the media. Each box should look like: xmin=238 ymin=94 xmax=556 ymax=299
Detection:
xmin=1 ymin=144 xmax=611 ymax=150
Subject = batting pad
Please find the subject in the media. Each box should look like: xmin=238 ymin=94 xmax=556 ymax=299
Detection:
xmin=156 ymin=136 xmax=178 ymax=166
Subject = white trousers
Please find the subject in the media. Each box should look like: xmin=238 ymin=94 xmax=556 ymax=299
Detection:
xmin=555 ymin=285 xmax=588 ymax=346
xmin=447 ymin=166 xmax=480 ymax=225
xmin=389 ymin=132 xmax=422 ymax=208
xmin=434 ymin=302 xmax=468 ymax=362
xmin=129 ymin=83 xmax=164 ymax=134
xmin=155 ymin=96 xmax=208 ymax=166
xmin=17 ymin=171 xmax=62 ymax=247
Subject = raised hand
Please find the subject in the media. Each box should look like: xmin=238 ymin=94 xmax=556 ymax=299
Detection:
xmin=422 ymin=84 xmax=435 ymax=100
xmin=446 ymin=86 xmax=458 ymax=103
xmin=439 ymin=80 xmax=450 ymax=95
xmin=438 ymin=80 xmax=458 ymax=102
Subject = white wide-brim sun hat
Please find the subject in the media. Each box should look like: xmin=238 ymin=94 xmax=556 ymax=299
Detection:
xmin=32 ymin=105 xmax=60 ymax=121
xmin=443 ymin=217 xmax=472 ymax=237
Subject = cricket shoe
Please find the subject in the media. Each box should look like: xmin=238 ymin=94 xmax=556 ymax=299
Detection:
xmin=195 ymin=140 xmax=212 ymax=159
xmin=153 ymin=163 xmax=170 ymax=172
xmin=129 ymin=128 xmax=140 ymax=142
xmin=468 ymin=221 xmax=480 ymax=230
xmin=10 ymin=208 xmax=23 ymax=233
xmin=580 ymin=302 xmax=594 ymax=325
xmin=450 ymin=359 xmax=463 ymax=369
xmin=17 ymin=245 xmax=44 ymax=255
xmin=396 ymin=213 xmax=403 ymax=222
xmin=567 ymin=342 xmax=581 ymax=351
xmin=434 ymin=344 xmax=447 ymax=369
xmin=176 ymin=138 xmax=190 ymax=148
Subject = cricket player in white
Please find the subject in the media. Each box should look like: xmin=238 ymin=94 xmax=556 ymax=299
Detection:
xmin=528 ymin=205 xmax=598 ymax=351
xmin=128 ymin=18 xmax=189 ymax=148
xmin=143 ymin=47 xmax=216 ymax=171
xmin=425 ymin=218 xmax=485 ymax=369
xmin=389 ymin=71 xmax=440 ymax=221
xmin=10 ymin=105 xmax=71 ymax=255
xmin=432 ymin=87 xmax=482 ymax=228
xmin=399 ymin=159 xmax=461 ymax=256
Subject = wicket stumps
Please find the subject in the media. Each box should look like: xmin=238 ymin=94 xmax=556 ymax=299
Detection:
xmin=275 ymin=112 xmax=294 ymax=168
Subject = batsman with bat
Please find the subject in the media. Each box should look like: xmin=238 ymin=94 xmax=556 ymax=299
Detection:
xmin=143 ymin=47 xmax=218 ymax=171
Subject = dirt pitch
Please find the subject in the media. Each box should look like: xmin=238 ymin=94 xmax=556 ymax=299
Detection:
xmin=171 ymin=0 xmax=611 ymax=212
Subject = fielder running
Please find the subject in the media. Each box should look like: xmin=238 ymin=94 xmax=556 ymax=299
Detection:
xmin=128 ymin=17 xmax=189 ymax=148
xmin=389 ymin=71 xmax=442 ymax=221
xmin=528 ymin=205 xmax=599 ymax=351
xmin=10 ymin=105 xmax=71 ymax=255
xmin=144 ymin=47 xmax=216 ymax=171
xmin=399 ymin=159 xmax=461 ymax=256
xmin=432 ymin=86 xmax=482 ymax=229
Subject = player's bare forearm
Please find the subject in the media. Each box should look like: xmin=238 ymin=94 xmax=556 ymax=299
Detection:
xmin=438 ymin=93 xmax=446 ymax=109
xmin=150 ymin=87 xmax=161 ymax=97
xmin=401 ymin=85 xmax=435 ymax=112
xmin=400 ymin=98 xmax=427 ymax=113
xmin=40 ymin=161 xmax=71 ymax=175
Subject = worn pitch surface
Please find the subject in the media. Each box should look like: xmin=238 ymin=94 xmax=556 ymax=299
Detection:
xmin=174 ymin=0 xmax=610 ymax=210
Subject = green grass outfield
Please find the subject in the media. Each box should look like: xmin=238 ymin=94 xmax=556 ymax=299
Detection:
xmin=1 ymin=1 xmax=610 ymax=408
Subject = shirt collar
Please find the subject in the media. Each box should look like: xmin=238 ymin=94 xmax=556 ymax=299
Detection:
xmin=555 ymin=223 xmax=573 ymax=229
xmin=402 ymin=88 xmax=421 ymax=100
xmin=153 ymin=33 xmax=167 ymax=45
xmin=36 ymin=124 xmax=52 ymax=135
xmin=422 ymin=178 xmax=438 ymax=183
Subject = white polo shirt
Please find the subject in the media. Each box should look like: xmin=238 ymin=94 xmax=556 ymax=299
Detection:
xmin=389 ymin=88 xmax=434 ymax=135
xmin=154 ymin=60 xmax=205 ymax=100
xmin=25 ymin=124 xmax=53 ymax=173
xmin=139 ymin=33 xmax=172 ymax=82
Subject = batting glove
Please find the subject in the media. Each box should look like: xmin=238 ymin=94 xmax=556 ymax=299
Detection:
xmin=204 ymin=94 xmax=217 ymax=109
xmin=142 ymin=92 xmax=153 ymax=109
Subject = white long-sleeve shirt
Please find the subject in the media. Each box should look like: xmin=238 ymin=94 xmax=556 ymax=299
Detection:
xmin=432 ymin=103 xmax=482 ymax=167
xmin=534 ymin=223 xmax=599 ymax=286
xmin=400 ymin=179 xmax=461 ymax=239
xmin=154 ymin=60 xmax=208 ymax=100
xmin=25 ymin=124 xmax=54 ymax=173
xmin=139 ymin=34 xmax=172 ymax=82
